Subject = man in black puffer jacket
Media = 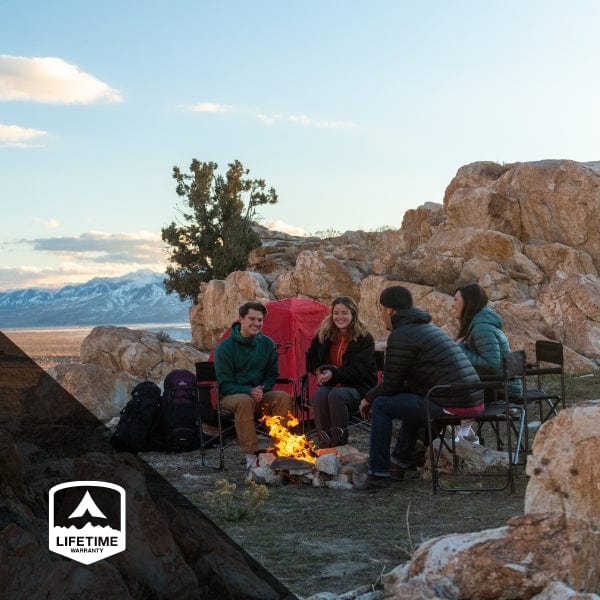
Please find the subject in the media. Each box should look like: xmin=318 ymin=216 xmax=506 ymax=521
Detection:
xmin=357 ymin=286 xmax=484 ymax=491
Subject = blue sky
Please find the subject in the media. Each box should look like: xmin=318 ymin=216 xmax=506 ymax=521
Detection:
xmin=1 ymin=0 xmax=599 ymax=290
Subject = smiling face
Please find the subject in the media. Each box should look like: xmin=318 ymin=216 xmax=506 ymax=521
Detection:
xmin=451 ymin=291 xmax=464 ymax=319
xmin=238 ymin=308 xmax=265 ymax=338
xmin=332 ymin=303 xmax=353 ymax=334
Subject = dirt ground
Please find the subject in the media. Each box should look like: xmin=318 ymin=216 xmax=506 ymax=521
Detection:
xmin=142 ymin=430 xmax=529 ymax=598
xmin=6 ymin=328 xmax=600 ymax=598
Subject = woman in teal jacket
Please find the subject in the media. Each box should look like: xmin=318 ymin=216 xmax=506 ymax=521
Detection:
xmin=452 ymin=283 xmax=522 ymax=398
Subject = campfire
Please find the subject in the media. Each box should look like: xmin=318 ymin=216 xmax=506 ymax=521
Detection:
xmin=260 ymin=413 xmax=317 ymax=463
xmin=253 ymin=412 xmax=369 ymax=490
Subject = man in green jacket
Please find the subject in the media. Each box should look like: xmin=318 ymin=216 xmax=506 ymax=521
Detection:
xmin=214 ymin=301 xmax=294 ymax=470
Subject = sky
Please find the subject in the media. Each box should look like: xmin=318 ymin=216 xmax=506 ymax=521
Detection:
xmin=1 ymin=0 xmax=600 ymax=291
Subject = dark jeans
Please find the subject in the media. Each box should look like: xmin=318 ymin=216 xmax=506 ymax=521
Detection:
xmin=310 ymin=386 xmax=361 ymax=447
xmin=368 ymin=393 xmax=446 ymax=476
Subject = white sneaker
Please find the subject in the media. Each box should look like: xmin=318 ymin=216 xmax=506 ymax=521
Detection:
xmin=461 ymin=429 xmax=480 ymax=445
xmin=455 ymin=424 xmax=479 ymax=445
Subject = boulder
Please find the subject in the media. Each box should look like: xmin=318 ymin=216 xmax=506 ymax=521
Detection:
xmin=383 ymin=512 xmax=599 ymax=599
xmin=80 ymin=326 xmax=209 ymax=381
xmin=47 ymin=363 xmax=138 ymax=422
xmin=380 ymin=402 xmax=600 ymax=598
xmin=444 ymin=160 xmax=600 ymax=266
xmin=271 ymin=249 xmax=363 ymax=304
xmin=537 ymin=275 xmax=600 ymax=359
xmin=525 ymin=400 xmax=600 ymax=526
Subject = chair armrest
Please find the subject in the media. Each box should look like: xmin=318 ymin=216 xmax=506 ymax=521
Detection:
xmin=525 ymin=367 xmax=562 ymax=376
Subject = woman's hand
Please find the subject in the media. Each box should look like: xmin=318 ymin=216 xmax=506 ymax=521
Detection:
xmin=317 ymin=369 xmax=332 ymax=385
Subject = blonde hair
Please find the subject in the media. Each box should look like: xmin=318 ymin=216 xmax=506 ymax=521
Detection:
xmin=317 ymin=296 xmax=368 ymax=342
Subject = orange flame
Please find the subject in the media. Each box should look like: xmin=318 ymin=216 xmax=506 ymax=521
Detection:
xmin=260 ymin=412 xmax=317 ymax=463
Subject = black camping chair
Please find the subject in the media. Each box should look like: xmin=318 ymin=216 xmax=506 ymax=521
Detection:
xmin=523 ymin=340 xmax=565 ymax=424
xmin=196 ymin=361 xmax=236 ymax=469
xmin=425 ymin=351 xmax=527 ymax=494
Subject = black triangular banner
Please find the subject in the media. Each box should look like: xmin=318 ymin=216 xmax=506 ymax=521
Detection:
xmin=0 ymin=331 xmax=296 ymax=599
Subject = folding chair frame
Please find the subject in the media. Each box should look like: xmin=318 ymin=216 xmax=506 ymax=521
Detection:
xmin=524 ymin=340 xmax=565 ymax=425
xmin=426 ymin=351 xmax=526 ymax=494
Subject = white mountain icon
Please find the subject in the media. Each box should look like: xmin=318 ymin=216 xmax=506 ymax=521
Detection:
xmin=68 ymin=491 xmax=107 ymax=519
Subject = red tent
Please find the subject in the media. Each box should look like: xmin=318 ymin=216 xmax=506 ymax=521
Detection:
xmin=262 ymin=298 xmax=329 ymax=388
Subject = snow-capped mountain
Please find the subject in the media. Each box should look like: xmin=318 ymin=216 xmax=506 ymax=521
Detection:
xmin=0 ymin=270 xmax=191 ymax=327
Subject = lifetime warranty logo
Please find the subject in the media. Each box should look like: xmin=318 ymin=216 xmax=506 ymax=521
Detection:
xmin=49 ymin=481 xmax=126 ymax=565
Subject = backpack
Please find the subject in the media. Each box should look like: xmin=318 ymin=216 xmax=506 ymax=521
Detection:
xmin=161 ymin=368 xmax=202 ymax=452
xmin=111 ymin=381 xmax=163 ymax=453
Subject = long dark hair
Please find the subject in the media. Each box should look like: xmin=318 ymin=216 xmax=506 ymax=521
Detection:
xmin=455 ymin=283 xmax=488 ymax=340
xmin=317 ymin=296 xmax=368 ymax=342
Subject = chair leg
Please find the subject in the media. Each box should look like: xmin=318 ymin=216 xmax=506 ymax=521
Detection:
xmin=512 ymin=407 xmax=526 ymax=465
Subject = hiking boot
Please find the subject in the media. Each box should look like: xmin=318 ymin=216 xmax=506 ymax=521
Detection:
xmin=390 ymin=463 xmax=421 ymax=481
xmin=354 ymin=475 xmax=394 ymax=492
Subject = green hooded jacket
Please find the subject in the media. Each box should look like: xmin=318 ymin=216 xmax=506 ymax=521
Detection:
xmin=213 ymin=321 xmax=279 ymax=396
xmin=460 ymin=306 xmax=522 ymax=397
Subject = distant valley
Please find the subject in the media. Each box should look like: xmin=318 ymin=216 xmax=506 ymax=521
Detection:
xmin=0 ymin=270 xmax=191 ymax=328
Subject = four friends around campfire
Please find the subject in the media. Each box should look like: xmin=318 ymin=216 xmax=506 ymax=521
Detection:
xmin=357 ymin=286 xmax=484 ymax=491
xmin=306 ymin=296 xmax=378 ymax=448
xmin=451 ymin=282 xmax=522 ymax=442
xmin=213 ymin=301 xmax=294 ymax=470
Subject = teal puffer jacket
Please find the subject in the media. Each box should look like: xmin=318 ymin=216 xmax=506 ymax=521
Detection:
xmin=460 ymin=306 xmax=522 ymax=397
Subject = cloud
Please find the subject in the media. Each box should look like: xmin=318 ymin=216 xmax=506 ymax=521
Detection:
xmin=255 ymin=113 xmax=282 ymax=125
xmin=186 ymin=100 xmax=356 ymax=130
xmin=0 ymin=55 xmax=123 ymax=104
xmin=265 ymin=220 xmax=308 ymax=237
xmin=0 ymin=231 xmax=168 ymax=290
xmin=0 ymin=123 xmax=47 ymax=147
xmin=22 ymin=230 xmax=164 ymax=264
xmin=189 ymin=102 xmax=234 ymax=113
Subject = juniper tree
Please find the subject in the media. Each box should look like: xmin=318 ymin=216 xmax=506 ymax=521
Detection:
xmin=162 ymin=159 xmax=278 ymax=303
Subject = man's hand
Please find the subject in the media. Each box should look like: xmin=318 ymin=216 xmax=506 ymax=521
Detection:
xmin=359 ymin=398 xmax=371 ymax=420
xmin=250 ymin=386 xmax=264 ymax=402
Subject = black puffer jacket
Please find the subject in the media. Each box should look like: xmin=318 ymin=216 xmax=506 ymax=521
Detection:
xmin=306 ymin=332 xmax=377 ymax=396
xmin=365 ymin=308 xmax=482 ymax=408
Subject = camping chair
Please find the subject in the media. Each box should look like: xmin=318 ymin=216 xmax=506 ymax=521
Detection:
xmin=523 ymin=340 xmax=565 ymax=424
xmin=341 ymin=349 xmax=386 ymax=437
xmin=196 ymin=361 xmax=235 ymax=469
xmin=474 ymin=350 xmax=529 ymax=465
xmin=425 ymin=351 xmax=527 ymax=494
xmin=196 ymin=360 xmax=297 ymax=469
